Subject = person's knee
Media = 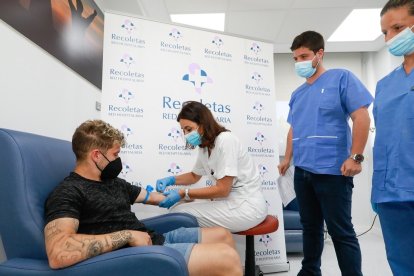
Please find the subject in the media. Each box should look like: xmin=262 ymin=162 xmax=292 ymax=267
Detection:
xmin=216 ymin=244 xmax=242 ymax=275
xmin=213 ymin=227 xmax=234 ymax=245
xmin=188 ymin=243 xmax=242 ymax=276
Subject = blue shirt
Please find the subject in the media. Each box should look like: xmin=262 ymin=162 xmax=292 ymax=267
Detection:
xmin=288 ymin=69 xmax=373 ymax=175
xmin=372 ymin=65 xmax=414 ymax=203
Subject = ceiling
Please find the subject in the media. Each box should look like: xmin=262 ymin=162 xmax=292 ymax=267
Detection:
xmin=94 ymin=0 xmax=389 ymax=53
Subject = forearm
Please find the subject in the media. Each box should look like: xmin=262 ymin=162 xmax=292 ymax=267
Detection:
xmin=46 ymin=229 xmax=132 ymax=269
xmin=350 ymin=108 xmax=371 ymax=154
xmin=174 ymin=172 xmax=201 ymax=185
xmin=146 ymin=191 xmax=166 ymax=205
xmin=178 ymin=177 xmax=233 ymax=199
xmin=284 ymin=127 xmax=293 ymax=161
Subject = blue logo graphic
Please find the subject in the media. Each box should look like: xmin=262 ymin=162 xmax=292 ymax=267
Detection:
xmin=212 ymin=36 xmax=223 ymax=48
xmin=251 ymin=72 xmax=263 ymax=83
xmin=168 ymin=163 xmax=182 ymax=175
xmin=258 ymin=164 xmax=268 ymax=177
xmin=259 ymin=234 xmax=272 ymax=247
xmin=120 ymin=125 xmax=133 ymax=137
xmin=118 ymin=88 xmax=135 ymax=103
xmin=182 ymin=63 xmax=213 ymax=94
xmin=120 ymin=54 xmax=135 ymax=68
xmin=121 ymin=19 xmax=136 ymax=34
xmin=168 ymin=127 xmax=182 ymax=143
xmin=255 ymin=132 xmax=266 ymax=145
xmin=169 ymin=28 xmax=182 ymax=40
xmin=253 ymin=101 xmax=264 ymax=114
xmin=250 ymin=43 xmax=261 ymax=54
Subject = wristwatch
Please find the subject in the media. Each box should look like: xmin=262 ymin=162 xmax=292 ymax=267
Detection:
xmin=184 ymin=188 xmax=191 ymax=201
xmin=350 ymin=153 xmax=364 ymax=163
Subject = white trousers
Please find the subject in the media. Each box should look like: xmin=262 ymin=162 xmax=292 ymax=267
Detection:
xmin=169 ymin=195 xmax=267 ymax=232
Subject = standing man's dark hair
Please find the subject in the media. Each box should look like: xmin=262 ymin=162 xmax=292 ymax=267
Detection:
xmin=290 ymin=31 xmax=325 ymax=53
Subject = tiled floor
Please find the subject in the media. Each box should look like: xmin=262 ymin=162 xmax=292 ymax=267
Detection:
xmin=267 ymin=229 xmax=393 ymax=276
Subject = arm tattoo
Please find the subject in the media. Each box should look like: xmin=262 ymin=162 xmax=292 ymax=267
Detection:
xmin=86 ymin=240 xmax=104 ymax=258
xmin=109 ymin=230 xmax=132 ymax=249
xmin=45 ymin=221 xmax=62 ymax=241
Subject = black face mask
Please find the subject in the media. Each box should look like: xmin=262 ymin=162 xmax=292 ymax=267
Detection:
xmin=97 ymin=152 xmax=122 ymax=181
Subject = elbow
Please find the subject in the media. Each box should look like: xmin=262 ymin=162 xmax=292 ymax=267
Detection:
xmin=48 ymin=256 xmax=64 ymax=270
xmin=219 ymin=188 xmax=232 ymax=198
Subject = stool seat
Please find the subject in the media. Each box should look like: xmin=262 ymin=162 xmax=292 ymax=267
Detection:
xmin=236 ymin=215 xmax=279 ymax=236
xmin=234 ymin=215 xmax=279 ymax=276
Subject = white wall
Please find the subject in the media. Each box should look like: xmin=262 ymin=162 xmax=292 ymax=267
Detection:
xmin=0 ymin=20 xmax=101 ymax=141
xmin=273 ymin=50 xmax=401 ymax=233
xmin=0 ymin=19 xmax=102 ymax=262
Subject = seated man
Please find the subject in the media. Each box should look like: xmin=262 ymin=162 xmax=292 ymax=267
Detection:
xmin=44 ymin=119 xmax=242 ymax=276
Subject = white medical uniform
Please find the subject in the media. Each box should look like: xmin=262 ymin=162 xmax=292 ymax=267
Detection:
xmin=170 ymin=131 xmax=267 ymax=232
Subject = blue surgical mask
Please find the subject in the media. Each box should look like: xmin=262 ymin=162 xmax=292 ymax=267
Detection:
xmin=185 ymin=128 xmax=202 ymax=147
xmin=386 ymin=25 xmax=414 ymax=56
xmin=295 ymin=55 xmax=319 ymax=78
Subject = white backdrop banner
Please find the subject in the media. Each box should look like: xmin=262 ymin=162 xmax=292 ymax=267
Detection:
xmin=102 ymin=12 xmax=287 ymax=271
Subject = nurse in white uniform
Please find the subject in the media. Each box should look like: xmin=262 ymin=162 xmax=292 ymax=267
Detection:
xmin=156 ymin=101 xmax=267 ymax=232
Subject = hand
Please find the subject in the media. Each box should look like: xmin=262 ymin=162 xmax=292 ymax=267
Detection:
xmin=340 ymin=159 xmax=362 ymax=177
xmin=128 ymin=230 xmax=152 ymax=247
xmin=156 ymin=176 xmax=176 ymax=192
xmin=278 ymin=159 xmax=290 ymax=176
xmin=159 ymin=190 xmax=182 ymax=209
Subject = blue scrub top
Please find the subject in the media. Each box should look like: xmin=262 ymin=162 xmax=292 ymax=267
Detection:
xmin=372 ymin=65 xmax=414 ymax=203
xmin=288 ymin=69 xmax=373 ymax=175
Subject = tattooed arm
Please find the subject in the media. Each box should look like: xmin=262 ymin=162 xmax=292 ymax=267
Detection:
xmin=44 ymin=217 xmax=152 ymax=269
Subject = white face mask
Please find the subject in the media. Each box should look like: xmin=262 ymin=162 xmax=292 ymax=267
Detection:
xmin=386 ymin=25 xmax=414 ymax=56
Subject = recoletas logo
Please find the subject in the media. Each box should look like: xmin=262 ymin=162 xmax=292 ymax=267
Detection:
xmin=259 ymin=234 xmax=272 ymax=247
xmin=120 ymin=54 xmax=135 ymax=68
xmin=251 ymin=72 xmax=263 ymax=84
xmin=169 ymin=28 xmax=182 ymax=40
xmin=120 ymin=162 xmax=132 ymax=178
xmin=168 ymin=127 xmax=182 ymax=143
xmin=250 ymin=42 xmax=261 ymax=54
xmin=168 ymin=163 xmax=182 ymax=175
xmin=121 ymin=19 xmax=136 ymax=34
xmin=118 ymin=88 xmax=135 ymax=104
xmin=253 ymin=101 xmax=264 ymax=114
xmin=212 ymin=36 xmax=223 ymax=48
xmin=255 ymin=132 xmax=266 ymax=146
xmin=182 ymin=63 xmax=213 ymax=94
xmin=258 ymin=164 xmax=269 ymax=177
xmin=120 ymin=125 xmax=133 ymax=137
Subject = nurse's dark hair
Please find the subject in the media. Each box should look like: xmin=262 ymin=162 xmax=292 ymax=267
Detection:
xmin=290 ymin=31 xmax=325 ymax=54
xmin=381 ymin=0 xmax=414 ymax=16
xmin=177 ymin=101 xmax=228 ymax=149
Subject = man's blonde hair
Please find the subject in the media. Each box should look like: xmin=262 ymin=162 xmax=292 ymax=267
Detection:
xmin=72 ymin=120 xmax=125 ymax=161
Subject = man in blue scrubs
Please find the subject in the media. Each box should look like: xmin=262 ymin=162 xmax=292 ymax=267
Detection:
xmin=278 ymin=31 xmax=373 ymax=276
xmin=372 ymin=1 xmax=414 ymax=274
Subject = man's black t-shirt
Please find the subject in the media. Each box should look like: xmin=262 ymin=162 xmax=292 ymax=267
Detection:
xmin=44 ymin=172 xmax=165 ymax=245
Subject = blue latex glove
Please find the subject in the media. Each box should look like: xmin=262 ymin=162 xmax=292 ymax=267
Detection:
xmin=156 ymin=176 xmax=176 ymax=192
xmin=371 ymin=202 xmax=378 ymax=213
xmin=159 ymin=190 xmax=181 ymax=209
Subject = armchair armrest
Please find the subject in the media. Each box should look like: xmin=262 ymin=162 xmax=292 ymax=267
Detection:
xmin=142 ymin=213 xmax=198 ymax=233
xmin=0 ymin=246 xmax=189 ymax=276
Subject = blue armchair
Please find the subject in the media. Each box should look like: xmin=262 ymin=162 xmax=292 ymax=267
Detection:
xmin=0 ymin=128 xmax=198 ymax=276
xmin=283 ymin=198 xmax=303 ymax=253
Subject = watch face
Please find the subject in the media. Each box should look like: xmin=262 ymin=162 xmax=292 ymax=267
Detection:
xmin=354 ymin=154 xmax=364 ymax=162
